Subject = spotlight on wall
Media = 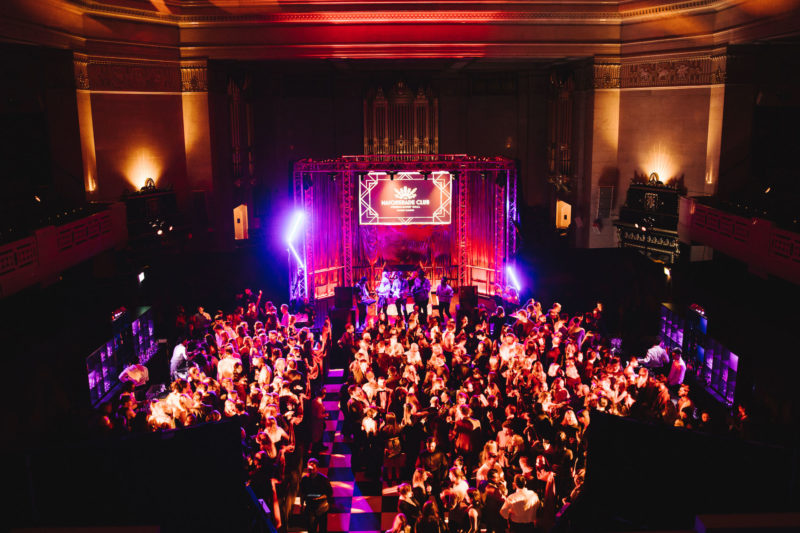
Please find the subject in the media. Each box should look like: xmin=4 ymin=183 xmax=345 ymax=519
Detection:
xmin=506 ymin=265 xmax=522 ymax=292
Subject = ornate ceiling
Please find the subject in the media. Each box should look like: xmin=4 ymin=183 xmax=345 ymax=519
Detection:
xmin=0 ymin=0 xmax=798 ymax=60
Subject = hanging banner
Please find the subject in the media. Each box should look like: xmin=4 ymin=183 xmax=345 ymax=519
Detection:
xmin=359 ymin=171 xmax=452 ymax=225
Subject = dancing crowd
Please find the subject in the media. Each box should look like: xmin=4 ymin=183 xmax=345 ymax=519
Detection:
xmin=337 ymin=285 xmax=712 ymax=533
xmin=93 ymin=276 xmax=740 ymax=533
xmin=95 ymin=289 xmax=332 ymax=531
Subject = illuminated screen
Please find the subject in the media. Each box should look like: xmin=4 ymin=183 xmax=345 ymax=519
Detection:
xmin=359 ymin=171 xmax=452 ymax=225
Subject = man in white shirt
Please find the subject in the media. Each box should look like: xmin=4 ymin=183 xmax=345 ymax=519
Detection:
xmin=217 ymin=345 xmax=241 ymax=381
xmin=667 ymin=347 xmax=687 ymax=388
xmin=435 ymin=276 xmax=454 ymax=319
xmin=638 ymin=341 xmax=670 ymax=372
xmin=169 ymin=337 xmax=189 ymax=381
xmin=500 ymin=474 xmax=540 ymax=532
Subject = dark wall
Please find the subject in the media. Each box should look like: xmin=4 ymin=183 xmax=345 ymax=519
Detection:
xmin=248 ymin=60 xmax=550 ymax=230
xmin=579 ymin=413 xmax=797 ymax=531
xmin=0 ymin=43 xmax=84 ymax=230
xmin=719 ymin=42 xmax=800 ymax=201
xmin=3 ymin=419 xmax=250 ymax=530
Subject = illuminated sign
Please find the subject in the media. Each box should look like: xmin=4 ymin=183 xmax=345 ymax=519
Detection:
xmin=359 ymin=171 xmax=452 ymax=225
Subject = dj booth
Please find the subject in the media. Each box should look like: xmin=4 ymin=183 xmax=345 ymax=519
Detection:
xmin=290 ymin=155 xmax=519 ymax=311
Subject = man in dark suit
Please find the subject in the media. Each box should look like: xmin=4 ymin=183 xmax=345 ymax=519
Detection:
xmin=300 ymin=458 xmax=332 ymax=533
xmin=412 ymin=270 xmax=431 ymax=324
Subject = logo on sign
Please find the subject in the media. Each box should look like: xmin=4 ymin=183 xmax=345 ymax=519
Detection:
xmin=394 ymin=186 xmax=417 ymax=200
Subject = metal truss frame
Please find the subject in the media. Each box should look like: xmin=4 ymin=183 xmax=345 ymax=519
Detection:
xmin=342 ymin=170 xmax=353 ymax=288
xmin=290 ymin=168 xmax=307 ymax=302
xmin=458 ymin=171 xmax=469 ymax=288
xmin=494 ymin=175 xmax=505 ymax=291
xmin=304 ymin=179 xmax=315 ymax=301
xmin=506 ymin=167 xmax=518 ymax=271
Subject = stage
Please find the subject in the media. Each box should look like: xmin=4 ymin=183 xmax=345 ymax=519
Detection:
xmin=290 ymin=154 xmax=520 ymax=319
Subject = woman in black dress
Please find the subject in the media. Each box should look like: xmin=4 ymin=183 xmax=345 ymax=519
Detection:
xmin=398 ymin=483 xmax=421 ymax=532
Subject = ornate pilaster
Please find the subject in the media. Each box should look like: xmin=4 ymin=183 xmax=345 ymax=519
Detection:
xmin=180 ymin=61 xmax=209 ymax=92
xmin=593 ymin=60 xmax=621 ymax=89
xmin=73 ymin=53 xmax=90 ymax=90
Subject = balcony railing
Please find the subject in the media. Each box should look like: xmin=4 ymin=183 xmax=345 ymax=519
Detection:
xmin=681 ymin=197 xmax=800 ymax=285
xmin=0 ymin=203 xmax=127 ymax=298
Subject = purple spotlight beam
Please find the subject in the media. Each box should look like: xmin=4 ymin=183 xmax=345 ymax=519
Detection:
xmin=286 ymin=211 xmax=306 ymax=269
xmin=506 ymin=265 xmax=522 ymax=291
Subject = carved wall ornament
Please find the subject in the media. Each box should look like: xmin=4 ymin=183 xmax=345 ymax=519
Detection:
xmin=88 ymin=61 xmax=181 ymax=92
xmin=619 ymin=55 xmax=726 ymax=88
xmin=68 ymin=56 xmax=212 ymax=93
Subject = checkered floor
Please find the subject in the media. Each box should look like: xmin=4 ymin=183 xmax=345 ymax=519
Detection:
xmin=289 ymin=368 xmax=399 ymax=533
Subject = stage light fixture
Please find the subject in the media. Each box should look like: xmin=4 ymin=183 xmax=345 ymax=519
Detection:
xmin=138 ymin=272 xmax=145 ymax=283
xmin=421 ymin=170 xmax=431 ymax=181
xmin=388 ymin=170 xmax=396 ymax=181
xmin=506 ymin=265 xmax=522 ymax=292
xmin=480 ymin=171 xmax=487 ymax=181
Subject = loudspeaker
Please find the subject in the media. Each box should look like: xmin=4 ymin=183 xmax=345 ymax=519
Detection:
xmin=334 ymin=286 xmax=355 ymax=308
xmin=329 ymin=306 xmax=356 ymax=337
xmin=459 ymin=285 xmax=478 ymax=308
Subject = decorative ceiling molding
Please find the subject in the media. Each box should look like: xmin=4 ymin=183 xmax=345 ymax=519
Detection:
xmin=67 ymin=0 xmax=730 ymax=25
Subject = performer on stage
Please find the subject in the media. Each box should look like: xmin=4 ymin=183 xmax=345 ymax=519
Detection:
xmin=412 ymin=270 xmax=432 ymax=324
xmin=377 ymin=271 xmax=392 ymax=318
xmin=355 ymin=276 xmax=374 ymax=329
xmin=436 ymin=276 xmax=454 ymax=319
xmin=392 ymin=272 xmax=409 ymax=323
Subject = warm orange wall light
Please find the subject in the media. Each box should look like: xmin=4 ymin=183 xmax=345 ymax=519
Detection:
xmin=125 ymin=149 xmax=162 ymax=191
xmin=643 ymin=144 xmax=676 ymax=182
